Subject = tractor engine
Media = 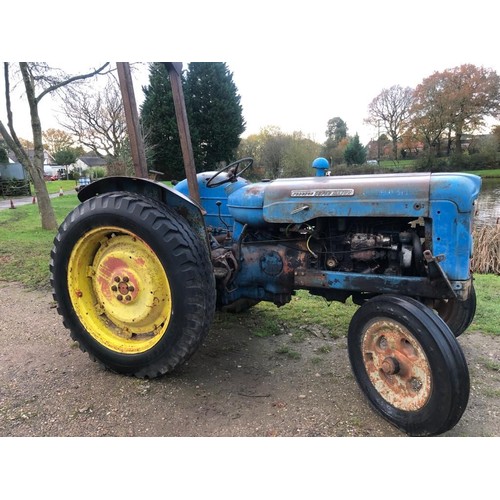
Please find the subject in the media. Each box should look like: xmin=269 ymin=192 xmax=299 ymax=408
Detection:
xmin=211 ymin=216 xmax=425 ymax=307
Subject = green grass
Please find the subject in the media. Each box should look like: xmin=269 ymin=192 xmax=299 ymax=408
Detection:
xmin=0 ymin=194 xmax=79 ymax=289
xmin=470 ymin=274 xmax=500 ymax=335
xmin=242 ymin=292 xmax=358 ymax=340
xmin=464 ymin=168 xmax=500 ymax=178
xmin=378 ymin=159 xmax=418 ymax=169
xmin=0 ymin=194 xmax=498 ymax=339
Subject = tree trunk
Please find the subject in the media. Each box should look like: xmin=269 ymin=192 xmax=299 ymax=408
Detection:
xmin=391 ymin=135 xmax=398 ymax=160
xmin=455 ymin=127 xmax=463 ymax=155
xmin=20 ymin=63 xmax=58 ymax=230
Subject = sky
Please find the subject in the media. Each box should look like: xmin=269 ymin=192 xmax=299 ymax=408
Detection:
xmin=3 ymin=1 xmax=500 ymax=150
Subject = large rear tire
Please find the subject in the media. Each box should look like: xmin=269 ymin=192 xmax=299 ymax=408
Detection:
xmin=348 ymin=295 xmax=469 ymax=436
xmin=50 ymin=192 xmax=215 ymax=378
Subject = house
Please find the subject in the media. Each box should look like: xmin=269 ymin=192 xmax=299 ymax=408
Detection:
xmin=74 ymin=155 xmax=108 ymax=178
xmin=7 ymin=148 xmax=63 ymax=178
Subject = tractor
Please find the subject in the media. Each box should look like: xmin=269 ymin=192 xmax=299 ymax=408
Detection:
xmin=50 ymin=156 xmax=481 ymax=436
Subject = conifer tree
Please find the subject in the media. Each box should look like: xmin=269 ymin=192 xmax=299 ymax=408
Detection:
xmin=140 ymin=63 xmax=184 ymax=180
xmin=344 ymin=133 xmax=367 ymax=165
xmin=184 ymin=62 xmax=245 ymax=170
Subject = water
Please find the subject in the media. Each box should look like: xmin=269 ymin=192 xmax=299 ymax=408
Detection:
xmin=476 ymin=178 xmax=500 ymax=227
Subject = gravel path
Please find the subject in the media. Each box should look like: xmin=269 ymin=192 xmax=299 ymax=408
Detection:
xmin=1 ymin=281 xmax=499 ymax=438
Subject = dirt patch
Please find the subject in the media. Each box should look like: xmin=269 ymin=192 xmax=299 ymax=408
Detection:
xmin=1 ymin=281 xmax=499 ymax=437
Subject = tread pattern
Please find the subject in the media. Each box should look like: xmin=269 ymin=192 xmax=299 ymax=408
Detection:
xmin=50 ymin=192 xmax=216 ymax=378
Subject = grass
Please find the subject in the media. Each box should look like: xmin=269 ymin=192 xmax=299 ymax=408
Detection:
xmin=0 ymin=193 xmax=498 ymax=338
xmin=465 ymin=168 xmax=500 ymax=178
xmin=0 ymin=194 xmax=79 ymax=289
xmin=41 ymin=180 xmax=78 ymax=194
xmin=470 ymin=274 xmax=500 ymax=335
xmin=242 ymin=292 xmax=358 ymax=340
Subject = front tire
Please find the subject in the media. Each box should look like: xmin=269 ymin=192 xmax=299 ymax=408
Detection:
xmin=348 ymin=295 xmax=469 ymax=436
xmin=50 ymin=192 xmax=215 ymax=378
xmin=431 ymin=285 xmax=477 ymax=337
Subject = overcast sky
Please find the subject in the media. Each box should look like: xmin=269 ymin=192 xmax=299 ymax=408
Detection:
xmin=3 ymin=1 xmax=500 ymax=147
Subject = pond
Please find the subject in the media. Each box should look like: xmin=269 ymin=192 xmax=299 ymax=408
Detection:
xmin=475 ymin=177 xmax=500 ymax=227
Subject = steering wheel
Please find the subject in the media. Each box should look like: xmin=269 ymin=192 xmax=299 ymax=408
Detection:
xmin=206 ymin=157 xmax=254 ymax=188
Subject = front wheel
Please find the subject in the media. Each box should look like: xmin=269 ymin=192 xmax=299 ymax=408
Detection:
xmin=431 ymin=285 xmax=477 ymax=337
xmin=50 ymin=192 xmax=216 ymax=378
xmin=348 ymin=295 xmax=469 ymax=436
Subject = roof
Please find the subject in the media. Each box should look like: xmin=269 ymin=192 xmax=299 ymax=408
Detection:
xmin=8 ymin=149 xmax=56 ymax=164
xmin=78 ymin=156 xmax=108 ymax=167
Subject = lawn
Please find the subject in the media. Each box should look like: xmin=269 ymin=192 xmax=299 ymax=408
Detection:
xmin=0 ymin=194 xmax=498 ymax=337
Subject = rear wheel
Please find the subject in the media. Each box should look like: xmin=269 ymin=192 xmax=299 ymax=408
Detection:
xmin=348 ymin=295 xmax=469 ymax=436
xmin=50 ymin=192 xmax=215 ymax=378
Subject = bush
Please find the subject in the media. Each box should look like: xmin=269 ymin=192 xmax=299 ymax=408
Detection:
xmin=415 ymin=152 xmax=500 ymax=172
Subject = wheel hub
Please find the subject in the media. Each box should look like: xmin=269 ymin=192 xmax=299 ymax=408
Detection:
xmin=67 ymin=227 xmax=172 ymax=353
xmin=381 ymin=356 xmax=400 ymax=375
xmin=362 ymin=320 xmax=432 ymax=411
xmin=111 ymin=275 xmax=137 ymax=302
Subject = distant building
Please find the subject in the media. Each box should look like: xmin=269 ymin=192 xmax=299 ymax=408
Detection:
xmin=74 ymin=155 xmax=108 ymax=178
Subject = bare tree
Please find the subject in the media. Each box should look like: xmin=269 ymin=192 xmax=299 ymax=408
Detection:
xmin=0 ymin=62 xmax=110 ymax=229
xmin=365 ymin=85 xmax=414 ymax=160
xmin=59 ymin=76 xmax=128 ymax=160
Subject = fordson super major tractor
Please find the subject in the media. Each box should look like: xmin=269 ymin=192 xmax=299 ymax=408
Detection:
xmin=51 ymin=156 xmax=481 ymax=436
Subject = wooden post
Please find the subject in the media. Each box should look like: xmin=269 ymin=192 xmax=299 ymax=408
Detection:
xmin=164 ymin=62 xmax=201 ymax=205
xmin=116 ymin=62 xmax=148 ymax=179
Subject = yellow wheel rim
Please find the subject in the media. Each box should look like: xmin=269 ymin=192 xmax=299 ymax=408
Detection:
xmin=67 ymin=226 xmax=172 ymax=354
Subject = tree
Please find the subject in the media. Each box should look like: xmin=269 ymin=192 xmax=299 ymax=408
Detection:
xmin=440 ymin=64 xmax=500 ymax=154
xmin=344 ymin=133 xmax=366 ymax=165
xmin=409 ymin=73 xmax=449 ymax=157
xmin=0 ymin=62 xmax=110 ymax=230
xmin=184 ymin=62 xmax=245 ymax=170
xmin=0 ymin=139 xmax=8 ymax=163
xmin=237 ymin=126 xmax=322 ymax=179
xmin=365 ymin=85 xmax=414 ymax=160
xmin=43 ymin=128 xmax=75 ymax=156
xmin=322 ymin=117 xmax=348 ymax=166
xmin=258 ymin=126 xmax=290 ymax=179
xmin=141 ymin=62 xmax=246 ymax=177
xmin=140 ymin=63 xmax=184 ymax=180
xmin=59 ymin=75 xmax=127 ymax=160
xmin=492 ymin=125 xmax=500 ymax=151
xmin=325 ymin=117 xmax=348 ymax=144
xmin=282 ymin=131 xmax=322 ymax=177
xmin=53 ymin=148 xmax=78 ymax=179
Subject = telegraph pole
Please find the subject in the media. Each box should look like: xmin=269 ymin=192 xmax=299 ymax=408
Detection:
xmin=116 ymin=62 xmax=148 ymax=179
xmin=164 ymin=62 xmax=201 ymax=205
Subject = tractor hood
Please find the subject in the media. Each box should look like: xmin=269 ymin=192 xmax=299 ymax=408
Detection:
xmin=226 ymin=172 xmax=481 ymax=226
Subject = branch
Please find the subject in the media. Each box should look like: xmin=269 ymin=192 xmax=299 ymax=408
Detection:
xmin=36 ymin=62 xmax=111 ymax=103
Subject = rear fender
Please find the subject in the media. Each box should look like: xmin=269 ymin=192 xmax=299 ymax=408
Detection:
xmin=77 ymin=176 xmax=209 ymax=250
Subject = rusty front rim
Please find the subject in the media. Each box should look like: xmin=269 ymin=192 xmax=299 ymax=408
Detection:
xmin=67 ymin=226 xmax=172 ymax=354
xmin=361 ymin=318 xmax=432 ymax=411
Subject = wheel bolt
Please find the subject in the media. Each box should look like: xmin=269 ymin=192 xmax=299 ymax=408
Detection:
xmin=128 ymin=286 xmax=135 ymax=292
xmin=114 ymin=276 xmax=120 ymax=282
xmin=123 ymin=276 xmax=129 ymax=282
xmin=111 ymin=285 xmax=117 ymax=292
xmin=117 ymin=295 xmax=123 ymax=301
xmin=126 ymin=295 xmax=132 ymax=301
xmin=381 ymin=357 xmax=400 ymax=375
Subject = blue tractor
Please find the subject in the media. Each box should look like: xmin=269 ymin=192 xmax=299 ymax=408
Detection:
xmin=51 ymin=157 xmax=481 ymax=436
